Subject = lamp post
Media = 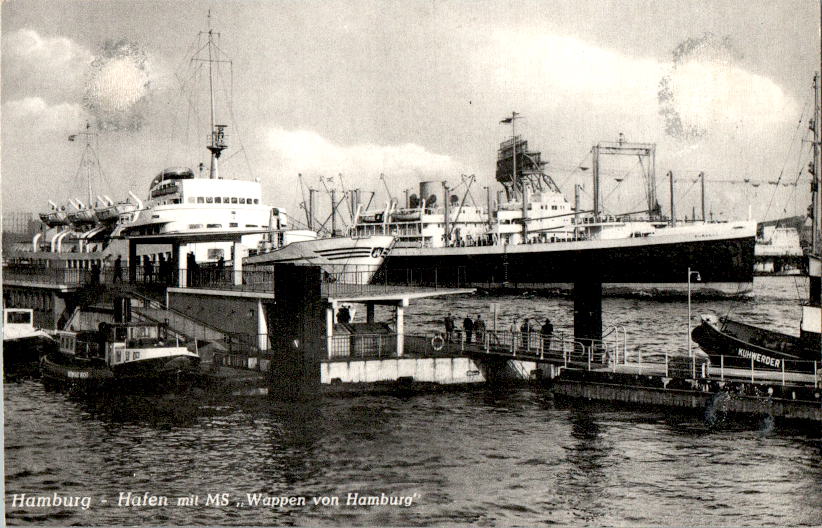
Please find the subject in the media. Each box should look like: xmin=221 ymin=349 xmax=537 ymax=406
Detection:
xmin=688 ymin=267 xmax=701 ymax=379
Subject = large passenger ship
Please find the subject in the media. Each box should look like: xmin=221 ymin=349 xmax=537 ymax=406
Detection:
xmin=352 ymin=119 xmax=755 ymax=296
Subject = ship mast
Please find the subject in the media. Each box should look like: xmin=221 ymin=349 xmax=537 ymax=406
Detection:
xmin=69 ymin=121 xmax=98 ymax=207
xmin=196 ymin=10 xmax=229 ymax=179
xmin=813 ymin=72 xmax=820 ymax=256
xmin=501 ymin=112 xmax=526 ymax=240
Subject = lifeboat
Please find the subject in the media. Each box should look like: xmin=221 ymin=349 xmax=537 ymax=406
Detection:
xmin=390 ymin=210 xmax=421 ymax=222
xmin=39 ymin=209 xmax=69 ymax=227
xmin=95 ymin=201 xmax=137 ymax=224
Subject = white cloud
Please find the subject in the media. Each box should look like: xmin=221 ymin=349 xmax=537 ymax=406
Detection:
xmin=474 ymin=29 xmax=796 ymax=138
xmin=265 ymin=127 xmax=458 ymax=182
xmin=2 ymin=97 xmax=86 ymax=133
xmin=256 ymin=127 xmax=461 ymax=220
xmin=2 ymin=29 xmax=93 ymax=102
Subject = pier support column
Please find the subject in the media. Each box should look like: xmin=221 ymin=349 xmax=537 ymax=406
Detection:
xmin=366 ymin=303 xmax=375 ymax=324
xmin=396 ymin=299 xmax=407 ymax=357
xmin=268 ymin=264 xmax=324 ymax=399
xmin=128 ymin=239 xmax=137 ymax=283
xmin=232 ymin=242 xmax=243 ymax=286
xmin=573 ymin=255 xmax=603 ymax=348
xmin=326 ymin=301 xmax=336 ymax=359
xmin=257 ymin=300 xmax=269 ymax=351
xmin=172 ymin=242 xmax=185 ymax=288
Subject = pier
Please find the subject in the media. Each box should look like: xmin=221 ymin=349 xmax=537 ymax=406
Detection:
xmin=4 ymin=257 xmax=820 ymax=423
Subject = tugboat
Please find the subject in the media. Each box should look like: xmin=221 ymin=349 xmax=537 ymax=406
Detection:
xmin=41 ymin=322 xmax=200 ymax=392
xmin=3 ymin=308 xmax=55 ymax=377
xmin=692 ymin=73 xmax=822 ymax=369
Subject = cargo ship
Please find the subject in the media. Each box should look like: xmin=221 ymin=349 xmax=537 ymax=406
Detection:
xmin=351 ymin=118 xmax=755 ymax=296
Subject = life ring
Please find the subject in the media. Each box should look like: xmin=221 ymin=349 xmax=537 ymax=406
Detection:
xmin=431 ymin=334 xmax=445 ymax=351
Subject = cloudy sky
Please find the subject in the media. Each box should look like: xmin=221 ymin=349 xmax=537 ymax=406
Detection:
xmin=1 ymin=0 xmax=818 ymax=226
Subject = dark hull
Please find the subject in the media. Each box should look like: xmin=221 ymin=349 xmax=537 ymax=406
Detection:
xmin=380 ymin=235 xmax=754 ymax=296
xmin=41 ymin=354 xmax=200 ymax=393
xmin=3 ymin=336 xmax=56 ymax=377
xmin=691 ymin=317 xmax=817 ymax=369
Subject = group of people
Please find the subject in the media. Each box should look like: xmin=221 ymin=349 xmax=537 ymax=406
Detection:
xmin=510 ymin=316 xmax=553 ymax=351
xmin=443 ymin=313 xmax=487 ymax=343
xmin=443 ymin=312 xmax=555 ymax=350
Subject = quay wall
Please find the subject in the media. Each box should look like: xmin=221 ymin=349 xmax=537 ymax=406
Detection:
xmin=320 ymin=356 xmax=552 ymax=386
xmin=551 ymin=379 xmax=822 ymax=422
xmin=168 ymin=291 xmax=264 ymax=336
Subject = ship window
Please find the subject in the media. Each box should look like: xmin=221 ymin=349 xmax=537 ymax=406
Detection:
xmin=231 ymin=197 xmax=238 ymax=204
xmin=247 ymin=197 xmax=253 ymax=204
xmin=206 ymin=197 xmax=213 ymax=203
xmin=239 ymin=198 xmax=246 ymax=204
xmin=224 ymin=197 xmax=230 ymax=203
xmin=116 ymin=350 xmax=121 ymax=363
xmin=245 ymin=224 xmax=257 ymax=228
xmin=254 ymin=199 xmax=259 ymax=204
xmin=125 ymin=350 xmax=130 ymax=361
xmin=7 ymin=311 xmax=31 ymax=324
xmin=189 ymin=224 xmax=203 ymax=229
xmin=215 ymin=197 xmax=222 ymax=203
xmin=229 ymin=222 xmax=238 ymax=227
xmin=552 ymin=205 xmax=557 ymax=210
xmin=207 ymin=223 xmax=222 ymax=228
xmin=133 ymin=351 xmax=140 ymax=360
xmin=197 ymin=197 xmax=205 ymax=203
xmin=188 ymin=197 xmax=195 ymax=203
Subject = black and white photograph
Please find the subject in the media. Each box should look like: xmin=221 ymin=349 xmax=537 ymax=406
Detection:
xmin=2 ymin=0 xmax=820 ymax=526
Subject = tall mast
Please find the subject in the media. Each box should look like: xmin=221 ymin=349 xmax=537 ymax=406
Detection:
xmin=69 ymin=121 xmax=97 ymax=207
xmin=814 ymin=72 xmax=820 ymax=255
xmin=501 ymin=112 xmax=526 ymax=240
xmin=85 ymin=122 xmax=93 ymax=206
xmin=196 ymin=10 xmax=229 ymax=179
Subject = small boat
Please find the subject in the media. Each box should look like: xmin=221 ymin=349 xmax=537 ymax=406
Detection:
xmin=95 ymin=200 xmax=137 ymax=224
xmin=691 ymin=313 xmax=816 ymax=369
xmin=38 ymin=209 xmax=69 ymax=228
xmin=3 ymin=308 xmax=55 ymax=376
xmin=66 ymin=203 xmax=97 ymax=226
xmin=41 ymin=322 xmax=200 ymax=392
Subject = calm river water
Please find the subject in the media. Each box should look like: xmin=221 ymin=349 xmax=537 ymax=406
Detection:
xmin=4 ymin=276 xmax=821 ymax=526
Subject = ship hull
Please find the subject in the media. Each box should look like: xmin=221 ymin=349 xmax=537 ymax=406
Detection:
xmin=379 ymin=231 xmax=755 ymax=296
xmin=245 ymin=235 xmax=395 ymax=284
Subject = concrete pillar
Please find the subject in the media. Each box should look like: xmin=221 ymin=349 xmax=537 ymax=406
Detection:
xmin=366 ymin=303 xmax=375 ymax=323
xmin=128 ymin=239 xmax=137 ymax=283
xmin=396 ymin=298 xmax=407 ymax=357
xmin=172 ymin=242 xmax=184 ymax=288
xmin=326 ymin=302 xmax=336 ymax=359
xmin=257 ymin=299 xmax=268 ymax=350
xmin=233 ymin=241 xmax=243 ymax=286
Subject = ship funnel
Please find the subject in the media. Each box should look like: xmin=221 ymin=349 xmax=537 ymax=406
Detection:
xmin=420 ymin=181 xmax=439 ymax=209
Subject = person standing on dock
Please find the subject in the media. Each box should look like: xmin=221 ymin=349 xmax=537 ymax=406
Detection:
xmin=143 ymin=255 xmax=153 ymax=283
xmin=444 ymin=313 xmax=455 ymax=343
xmin=113 ymin=255 xmax=122 ymax=283
xmin=541 ymin=318 xmax=554 ymax=352
xmin=511 ymin=317 xmax=520 ymax=350
xmin=463 ymin=315 xmax=474 ymax=344
xmin=337 ymin=305 xmax=351 ymax=324
xmin=475 ymin=314 xmax=485 ymax=345
xmin=521 ymin=318 xmax=532 ymax=351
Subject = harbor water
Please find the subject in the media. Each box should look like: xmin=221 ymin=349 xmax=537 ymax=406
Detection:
xmin=4 ymin=276 xmax=821 ymax=526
